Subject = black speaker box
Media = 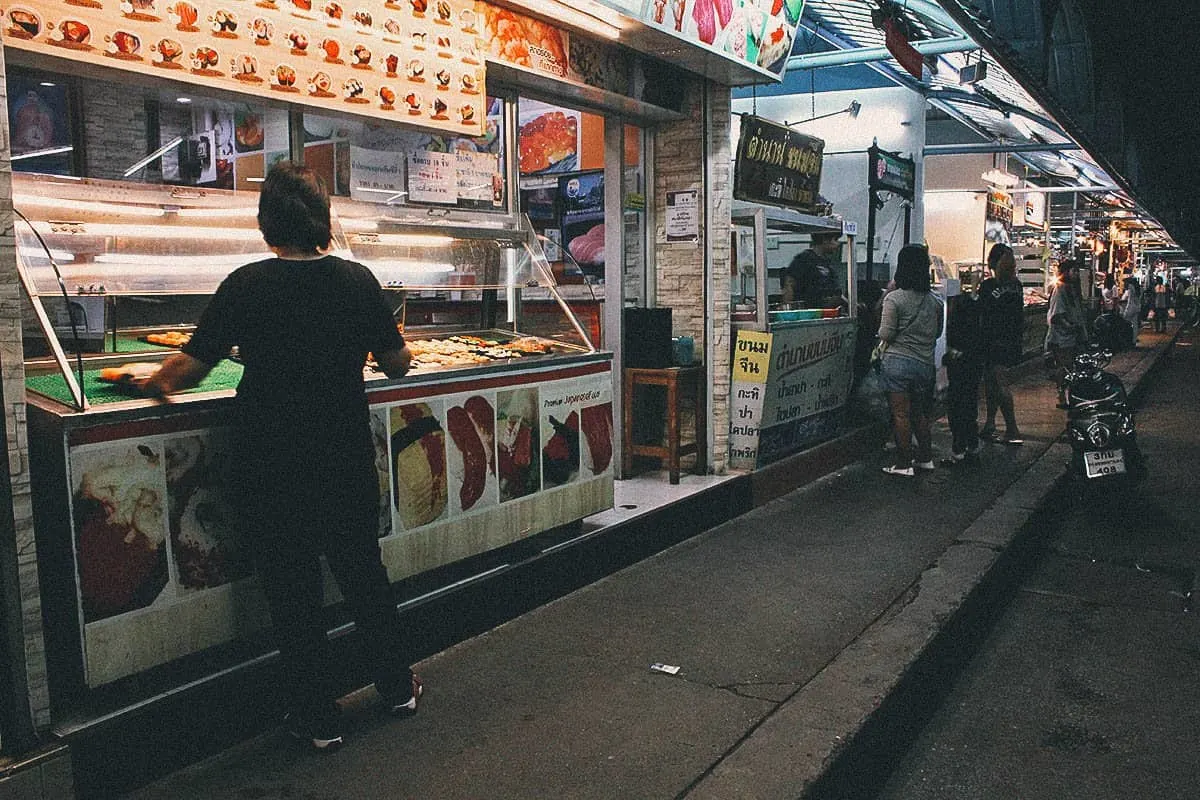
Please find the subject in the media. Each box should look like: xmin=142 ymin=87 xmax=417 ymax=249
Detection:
xmin=623 ymin=307 xmax=672 ymax=368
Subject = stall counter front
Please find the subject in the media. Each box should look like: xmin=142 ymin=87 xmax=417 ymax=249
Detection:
xmin=728 ymin=317 xmax=858 ymax=469
xmin=30 ymin=352 xmax=614 ymax=689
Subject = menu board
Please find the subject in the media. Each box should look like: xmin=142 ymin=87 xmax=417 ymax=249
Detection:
xmin=0 ymin=0 xmax=486 ymax=134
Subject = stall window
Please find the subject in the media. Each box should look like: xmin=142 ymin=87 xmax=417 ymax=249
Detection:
xmin=301 ymin=96 xmax=507 ymax=212
xmin=6 ymin=67 xmax=289 ymax=190
xmin=517 ymin=98 xmax=606 ymax=283
xmin=6 ymin=69 xmax=75 ymax=176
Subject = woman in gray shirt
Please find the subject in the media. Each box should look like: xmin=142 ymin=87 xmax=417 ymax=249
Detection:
xmin=878 ymin=244 xmax=944 ymax=477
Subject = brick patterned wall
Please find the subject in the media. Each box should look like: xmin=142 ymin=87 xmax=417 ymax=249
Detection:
xmin=0 ymin=47 xmax=51 ymax=734
xmin=653 ymin=82 xmax=732 ymax=473
xmin=81 ymin=80 xmax=151 ymax=181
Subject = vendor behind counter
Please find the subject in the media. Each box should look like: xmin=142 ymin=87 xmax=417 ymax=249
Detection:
xmin=780 ymin=230 xmax=845 ymax=309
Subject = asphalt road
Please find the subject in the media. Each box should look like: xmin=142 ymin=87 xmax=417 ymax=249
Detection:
xmin=875 ymin=323 xmax=1200 ymax=800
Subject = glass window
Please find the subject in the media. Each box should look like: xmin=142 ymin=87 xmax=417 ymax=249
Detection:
xmin=7 ymin=69 xmax=75 ymax=176
xmin=5 ymin=66 xmax=290 ymax=190
xmin=302 ymin=95 xmax=507 ymax=212
xmin=517 ymin=98 xmax=607 ymax=283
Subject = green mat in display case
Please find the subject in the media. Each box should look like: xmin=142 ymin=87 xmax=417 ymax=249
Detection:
xmin=25 ymin=359 xmax=244 ymax=406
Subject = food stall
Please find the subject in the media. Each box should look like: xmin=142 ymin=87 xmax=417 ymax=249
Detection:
xmin=17 ymin=172 xmax=613 ymax=690
xmin=727 ymin=201 xmax=860 ymax=468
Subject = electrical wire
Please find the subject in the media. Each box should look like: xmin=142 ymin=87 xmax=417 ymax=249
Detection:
xmin=12 ymin=208 xmax=87 ymax=393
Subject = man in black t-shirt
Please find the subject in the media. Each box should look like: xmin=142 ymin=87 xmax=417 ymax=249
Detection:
xmin=978 ymin=243 xmax=1024 ymax=445
xmin=142 ymin=163 xmax=418 ymax=752
xmin=941 ymin=289 xmax=985 ymax=463
xmin=782 ymin=230 xmax=844 ymax=309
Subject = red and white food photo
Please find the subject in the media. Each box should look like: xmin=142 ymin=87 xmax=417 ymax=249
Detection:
xmin=390 ymin=401 xmax=448 ymax=530
xmin=496 ymin=388 xmax=539 ymax=502
xmin=580 ymin=401 xmax=614 ymax=476
xmin=164 ymin=432 xmax=250 ymax=591
xmin=540 ymin=408 xmax=579 ymax=488
xmin=444 ymin=393 xmax=498 ymax=513
xmin=71 ymin=442 xmax=169 ymax=622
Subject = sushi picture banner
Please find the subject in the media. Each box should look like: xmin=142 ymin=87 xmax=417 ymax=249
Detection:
xmin=0 ymin=0 xmax=486 ymax=134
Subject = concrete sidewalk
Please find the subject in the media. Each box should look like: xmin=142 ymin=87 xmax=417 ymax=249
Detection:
xmin=123 ymin=327 xmax=1181 ymax=800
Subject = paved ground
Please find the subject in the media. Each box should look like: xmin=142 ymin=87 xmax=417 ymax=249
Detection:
xmin=877 ymin=322 xmax=1200 ymax=800
xmin=118 ymin=326 xmax=1182 ymax=800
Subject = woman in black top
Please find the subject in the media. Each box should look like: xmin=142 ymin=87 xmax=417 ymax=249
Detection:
xmin=978 ymin=243 xmax=1024 ymax=445
xmin=142 ymin=162 xmax=418 ymax=751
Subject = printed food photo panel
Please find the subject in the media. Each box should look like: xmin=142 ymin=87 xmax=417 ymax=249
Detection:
xmin=443 ymin=392 xmax=498 ymax=514
xmin=71 ymin=441 xmax=170 ymax=623
xmin=390 ymin=400 xmax=449 ymax=531
xmin=496 ymin=387 xmax=539 ymax=501
xmin=370 ymin=408 xmax=393 ymax=538
xmin=164 ymin=429 xmax=251 ymax=591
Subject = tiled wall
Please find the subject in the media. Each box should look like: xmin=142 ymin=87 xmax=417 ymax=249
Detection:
xmin=0 ymin=47 xmax=52 ymax=737
xmin=653 ymin=83 xmax=732 ymax=474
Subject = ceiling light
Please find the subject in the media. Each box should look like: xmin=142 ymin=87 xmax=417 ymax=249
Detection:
xmin=176 ymin=97 xmax=192 ymax=104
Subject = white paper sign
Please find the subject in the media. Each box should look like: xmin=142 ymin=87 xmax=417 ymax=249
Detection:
xmin=407 ymin=150 xmax=457 ymax=205
xmin=350 ymin=146 xmax=406 ymax=204
xmin=666 ymin=190 xmax=699 ymax=243
xmin=456 ymin=150 xmax=500 ymax=204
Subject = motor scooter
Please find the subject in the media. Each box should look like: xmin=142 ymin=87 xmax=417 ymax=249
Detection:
xmin=1062 ymin=348 xmax=1146 ymax=486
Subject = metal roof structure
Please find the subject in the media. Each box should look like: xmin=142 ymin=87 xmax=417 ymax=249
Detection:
xmin=775 ymin=0 xmax=1191 ymax=265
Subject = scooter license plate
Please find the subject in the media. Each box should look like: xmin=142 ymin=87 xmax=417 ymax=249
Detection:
xmin=1084 ymin=449 xmax=1126 ymax=478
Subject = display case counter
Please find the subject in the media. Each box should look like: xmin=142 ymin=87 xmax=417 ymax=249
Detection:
xmin=18 ymin=174 xmax=614 ymax=692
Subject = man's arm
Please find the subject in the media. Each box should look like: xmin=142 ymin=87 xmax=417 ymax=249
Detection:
xmin=137 ymin=352 xmax=214 ymax=398
xmin=375 ymin=345 xmax=413 ymax=379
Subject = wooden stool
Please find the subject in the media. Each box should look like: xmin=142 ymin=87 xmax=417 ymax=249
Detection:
xmin=622 ymin=365 xmax=706 ymax=484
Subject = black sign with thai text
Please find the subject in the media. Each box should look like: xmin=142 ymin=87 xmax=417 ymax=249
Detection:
xmin=733 ymin=115 xmax=825 ymax=214
xmin=868 ymin=145 xmax=916 ymax=199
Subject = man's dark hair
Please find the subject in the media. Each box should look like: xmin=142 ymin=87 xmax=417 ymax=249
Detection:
xmin=987 ymin=242 xmax=1013 ymax=272
xmin=811 ymin=230 xmax=841 ymax=245
xmin=1057 ymin=258 xmax=1081 ymax=278
xmin=257 ymin=162 xmax=332 ymax=252
xmin=894 ymin=244 xmax=931 ymax=292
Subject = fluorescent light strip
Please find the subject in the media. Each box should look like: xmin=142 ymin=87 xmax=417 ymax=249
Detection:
xmin=11 ymin=145 xmax=74 ymax=162
xmin=123 ymin=136 xmax=185 ymax=178
xmin=93 ymin=252 xmax=275 ymax=266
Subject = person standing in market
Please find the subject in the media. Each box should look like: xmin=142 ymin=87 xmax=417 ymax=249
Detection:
xmin=940 ymin=286 xmax=985 ymax=466
xmin=139 ymin=162 xmax=421 ymax=752
xmin=978 ymin=243 xmax=1025 ymax=445
xmin=878 ymin=244 xmax=944 ymax=477
xmin=1151 ymin=274 xmax=1170 ymax=333
xmin=1046 ymin=258 xmax=1089 ymax=406
xmin=1121 ymin=275 xmax=1143 ymax=347
xmin=782 ymin=229 xmax=845 ymax=310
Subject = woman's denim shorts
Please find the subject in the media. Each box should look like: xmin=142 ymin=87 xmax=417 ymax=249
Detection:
xmin=880 ymin=353 xmax=935 ymax=403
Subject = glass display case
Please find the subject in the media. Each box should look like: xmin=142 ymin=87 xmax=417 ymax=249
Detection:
xmin=18 ymin=172 xmax=615 ymax=691
xmin=14 ymin=172 xmax=596 ymax=412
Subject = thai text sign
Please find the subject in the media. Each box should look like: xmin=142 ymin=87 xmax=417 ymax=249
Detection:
xmin=733 ymin=114 xmax=824 ymax=213
xmin=0 ymin=0 xmax=485 ymax=134
xmin=729 ymin=329 xmax=771 ymax=469
xmin=868 ymin=145 xmax=915 ymax=199
xmin=755 ymin=318 xmax=856 ymax=466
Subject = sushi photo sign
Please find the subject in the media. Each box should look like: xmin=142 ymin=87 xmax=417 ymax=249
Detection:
xmin=0 ymin=0 xmax=486 ymax=134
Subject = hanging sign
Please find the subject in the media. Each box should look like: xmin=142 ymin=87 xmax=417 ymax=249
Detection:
xmin=867 ymin=145 xmax=915 ymax=199
xmin=732 ymin=114 xmax=824 ymax=214
xmin=0 ymin=0 xmax=485 ymax=134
